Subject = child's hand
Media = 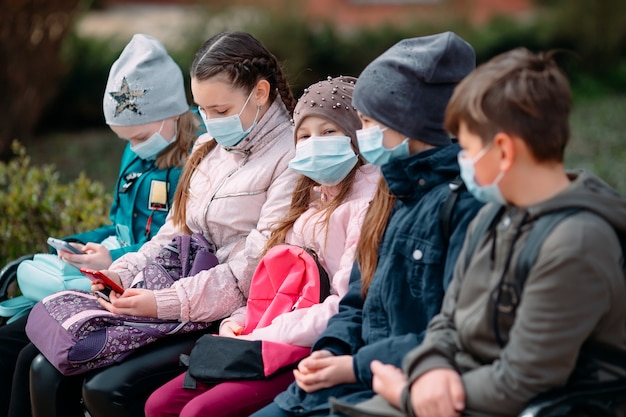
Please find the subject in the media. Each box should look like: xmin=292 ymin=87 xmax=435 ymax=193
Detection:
xmin=219 ymin=321 xmax=243 ymax=338
xmin=371 ymin=360 xmax=407 ymax=409
xmin=61 ymin=242 xmax=113 ymax=271
xmin=410 ymin=368 xmax=465 ymax=417
xmin=296 ymin=350 xmax=334 ymax=375
xmin=294 ymin=351 xmax=356 ymax=393
xmin=98 ymin=288 xmax=157 ymax=318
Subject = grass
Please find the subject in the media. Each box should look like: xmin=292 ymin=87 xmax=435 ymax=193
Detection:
xmin=22 ymin=93 xmax=626 ymax=196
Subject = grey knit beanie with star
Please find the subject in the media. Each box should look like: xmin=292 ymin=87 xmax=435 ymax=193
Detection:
xmin=352 ymin=31 xmax=475 ymax=146
xmin=103 ymin=33 xmax=189 ymax=126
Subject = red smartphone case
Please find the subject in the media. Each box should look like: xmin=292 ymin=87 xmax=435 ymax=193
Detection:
xmin=79 ymin=268 xmax=124 ymax=294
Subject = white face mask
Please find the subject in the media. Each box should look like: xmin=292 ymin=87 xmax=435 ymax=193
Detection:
xmin=288 ymin=136 xmax=358 ymax=186
xmin=199 ymin=90 xmax=260 ymax=147
xmin=356 ymin=125 xmax=409 ymax=166
xmin=130 ymin=120 xmax=176 ymax=160
xmin=457 ymin=144 xmax=506 ymax=204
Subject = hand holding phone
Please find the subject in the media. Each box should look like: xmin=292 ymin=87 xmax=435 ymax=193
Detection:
xmin=47 ymin=237 xmax=83 ymax=255
xmin=80 ymin=267 xmax=125 ymax=294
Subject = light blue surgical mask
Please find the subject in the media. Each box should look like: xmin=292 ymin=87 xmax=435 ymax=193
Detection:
xmin=199 ymin=90 xmax=260 ymax=148
xmin=288 ymin=136 xmax=358 ymax=186
xmin=130 ymin=120 xmax=175 ymax=161
xmin=457 ymin=145 xmax=506 ymax=204
xmin=356 ymin=125 xmax=410 ymax=166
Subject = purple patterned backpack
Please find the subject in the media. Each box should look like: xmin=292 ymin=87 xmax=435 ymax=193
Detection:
xmin=25 ymin=233 xmax=218 ymax=376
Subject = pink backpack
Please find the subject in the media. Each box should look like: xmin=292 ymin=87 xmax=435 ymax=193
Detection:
xmin=181 ymin=244 xmax=330 ymax=387
xmin=25 ymin=233 xmax=218 ymax=376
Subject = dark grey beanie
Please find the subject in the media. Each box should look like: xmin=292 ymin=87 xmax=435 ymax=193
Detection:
xmin=352 ymin=31 xmax=475 ymax=146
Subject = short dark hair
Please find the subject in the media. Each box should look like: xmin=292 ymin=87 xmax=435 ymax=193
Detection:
xmin=445 ymin=47 xmax=571 ymax=162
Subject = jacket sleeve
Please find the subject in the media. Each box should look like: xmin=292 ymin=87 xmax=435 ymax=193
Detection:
xmin=220 ymin=306 xmax=247 ymax=331
xmin=402 ymin=266 xmax=464 ymax=384
xmin=152 ymin=165 xmax=298 ymax=322
xmin=311 ymin=263 xmax=366 ymax=356
xmin=108 ymin=242 xmax=143 ymax=261
xmin=108 ymin=214 xmax=179 ymax=287
xmin=248 ymin=202 xmax=368 ymax=347
xmin=63 ymin=225 xmax=115 ymax=247
xmin=458 ymin=217 xmax=620 ymax=415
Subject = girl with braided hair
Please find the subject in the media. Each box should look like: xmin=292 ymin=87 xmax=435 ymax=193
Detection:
xmin=25 ymin=31 xmax=300 ymax=417
xmin=143 ymin=75 xmax=379 ymax=417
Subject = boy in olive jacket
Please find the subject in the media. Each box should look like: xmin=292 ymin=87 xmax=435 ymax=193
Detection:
xmin=332 ymin=48 xmax=626 ymax=417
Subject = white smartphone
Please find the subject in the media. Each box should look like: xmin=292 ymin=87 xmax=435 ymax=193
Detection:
xmin=47 ymin=237 xmax=83 ymax=255
xmin=95 ymin=288 xmax=111 ymax=302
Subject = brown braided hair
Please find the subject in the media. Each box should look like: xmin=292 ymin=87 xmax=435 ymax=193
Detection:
xmin=190 ymin=31 xmax=296 ymax=115
xmin=171 ymin=31 xmax=296 ymax=233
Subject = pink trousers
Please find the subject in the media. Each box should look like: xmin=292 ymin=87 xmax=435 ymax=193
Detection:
xmin=144 ymin=370 xmax=295 ymax=417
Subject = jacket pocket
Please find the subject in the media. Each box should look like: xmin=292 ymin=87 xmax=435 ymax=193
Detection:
xmin=395 ymin=235 xmax=443 ymax=300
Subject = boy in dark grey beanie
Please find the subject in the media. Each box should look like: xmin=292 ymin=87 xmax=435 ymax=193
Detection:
xmin=353 ymin=31 xmax=476 ymax=165
xmin=253 ymin=31 xmax=483 ymax=417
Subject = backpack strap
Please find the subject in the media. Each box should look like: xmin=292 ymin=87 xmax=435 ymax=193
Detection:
xmin=302 ymin=247 xmax=331 ymax=303
xmin=438 ymin=176 xmax=465 ymax=242
xmin=462 ymin=203 xmax=506 ymax=274
xmin=491 ymin=208 xmax=580 ymax=346
xmin=515 ymin=208 xmax=580 ymax=291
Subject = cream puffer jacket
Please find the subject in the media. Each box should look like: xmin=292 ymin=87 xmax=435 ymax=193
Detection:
xmin=109 ymin=99 xmax=299 ymax=322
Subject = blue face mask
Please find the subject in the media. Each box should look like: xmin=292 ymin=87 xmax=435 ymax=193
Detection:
xmin=288 ymin=136 xmax=358 ymax=186
xmin=457 ymin=145 xmax=506 ymax=204
xmin=130 ymin=120 xmax=175 ymax=160
xmin=199 ymin=90 xmax=260 ymax=148
xmin=356 ymin=125 xmax=410 ymax=166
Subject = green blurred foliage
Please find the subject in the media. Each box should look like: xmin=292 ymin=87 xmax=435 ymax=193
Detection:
xmin=565 ymin=95 xmax=626 ymax=194
xmin=533 ymin=0 xmax=626 ymax=71
xmin=0 ymin=141 xmax=112 ymax=265
xmin=37 ymin=2 xmax=625 ymax=128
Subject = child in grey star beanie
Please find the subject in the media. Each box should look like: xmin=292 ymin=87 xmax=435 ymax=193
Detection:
xmin=103 ymin=33 xmax=189 ymax=126
xmin=352 ymin=31 xmax=475 ymax=146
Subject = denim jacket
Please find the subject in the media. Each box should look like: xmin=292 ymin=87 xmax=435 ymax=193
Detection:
xmin=274 ymin=142 xmax=483 ymax=414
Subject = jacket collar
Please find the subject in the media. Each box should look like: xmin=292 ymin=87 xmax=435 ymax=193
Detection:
xmin=222 ymin=98 xmax=291 ymax=155
xmin=382 ymin=142 xmax=461 ymax=200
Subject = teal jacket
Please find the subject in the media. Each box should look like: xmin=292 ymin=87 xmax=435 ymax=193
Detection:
xmin=63 ymin=144 xmax=182 ymax=261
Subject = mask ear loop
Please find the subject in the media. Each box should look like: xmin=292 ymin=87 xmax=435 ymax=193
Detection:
xmin=238 ymin=89 xmax=255 ymax=116
xmin=156 ymin=119 xmax=165 ymax=134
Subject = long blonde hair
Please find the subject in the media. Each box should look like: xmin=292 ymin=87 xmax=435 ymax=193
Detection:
xmin=264 ymin=163 xmax=361 ymax=254
xmin=154 ymin=110 xmax=198 ymax=170
xmin=356 ymin=176 xmax=396 ymax=298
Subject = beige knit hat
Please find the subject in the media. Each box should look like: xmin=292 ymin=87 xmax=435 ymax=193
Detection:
xmin=293 ymin=76 xmax=360 ymax=151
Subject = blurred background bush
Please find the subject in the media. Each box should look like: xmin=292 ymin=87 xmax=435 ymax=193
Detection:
xmin=0 ymin=141 xmax=111 ymax=262
xmin=0 ymin=0 xmax=624 ymax=265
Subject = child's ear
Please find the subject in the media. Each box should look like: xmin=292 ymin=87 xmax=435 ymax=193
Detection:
xmin=493 ymin=132 xmax=515 ymax=172
xmin=254 ymin=79 xmax=271 ymax=107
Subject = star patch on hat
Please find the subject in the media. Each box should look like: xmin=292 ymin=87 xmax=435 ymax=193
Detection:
xmin=109 ymin=77 xmax=147 ymax=117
